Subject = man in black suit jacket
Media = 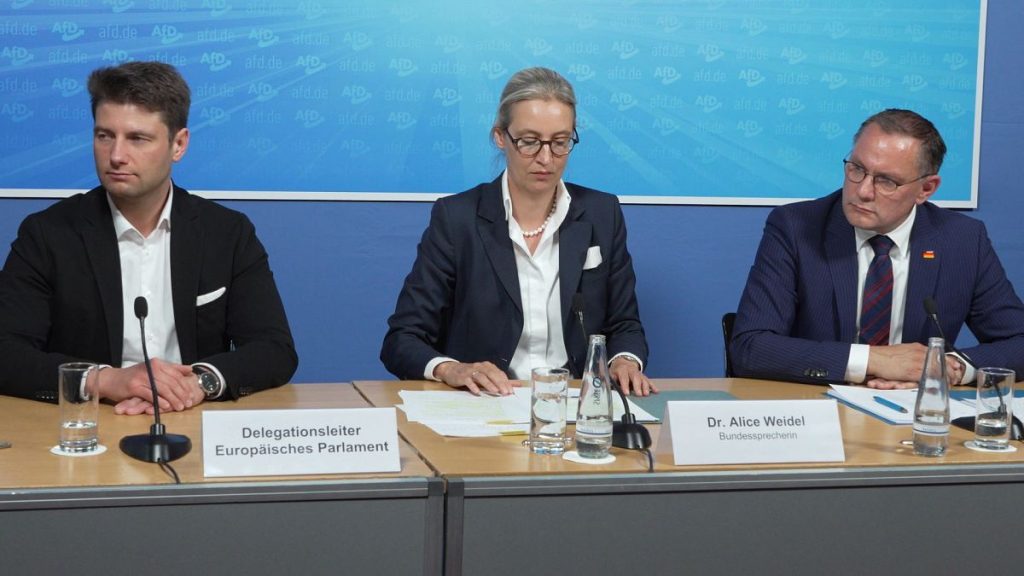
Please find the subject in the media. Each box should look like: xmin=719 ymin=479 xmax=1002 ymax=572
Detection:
xmin=0 ymin=62 xmax=296 ymax=413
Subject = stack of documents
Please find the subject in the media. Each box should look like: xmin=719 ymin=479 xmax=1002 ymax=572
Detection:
xmin=397 ymin=388 xmax=657 ymax=437
xmin=827 ymin=384 xmax=974 ymax=425
xmin=398 ymin=389 xmax=530 ymax=437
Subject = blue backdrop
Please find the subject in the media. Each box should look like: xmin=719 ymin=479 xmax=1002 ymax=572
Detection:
xmin=1 ymin=0 xmax=984 ymax=204
xmin=1 ymin=1 xmax=1020 ymax=384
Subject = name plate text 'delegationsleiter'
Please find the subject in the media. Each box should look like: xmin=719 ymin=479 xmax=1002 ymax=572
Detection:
xmin=202 ymin=408 xmax=400 ymax=477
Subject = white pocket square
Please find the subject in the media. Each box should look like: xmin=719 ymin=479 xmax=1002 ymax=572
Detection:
xmin=583 ymin=246 xmax=603 ymax=270
xmin=196 ymin=287 xmax=226 ymax=307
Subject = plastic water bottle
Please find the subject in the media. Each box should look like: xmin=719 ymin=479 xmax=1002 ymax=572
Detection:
xmin=913 ymin=337 xmax=950 ymax=456
xmin=575 ymin=335 xmax=613 ymax=459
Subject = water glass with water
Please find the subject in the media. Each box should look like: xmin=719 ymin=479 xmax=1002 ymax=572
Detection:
xmin=529 ymin=367 xmax=569 ymax=455
xmin=973 ymin=367 xmax=1015 ymax=450
xmin=58 ymin=362 xmax=100 ymax=453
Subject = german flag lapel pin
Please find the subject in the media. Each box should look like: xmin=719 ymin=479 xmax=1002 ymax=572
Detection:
xmin=922 ymin=250 xmax=936 ymax=260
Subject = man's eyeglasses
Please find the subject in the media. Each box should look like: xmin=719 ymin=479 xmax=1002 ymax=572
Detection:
xmin=843 ymin=159 xmax=931 ymax=195
xmin=504 ymin=128 xmax=579 ymax=157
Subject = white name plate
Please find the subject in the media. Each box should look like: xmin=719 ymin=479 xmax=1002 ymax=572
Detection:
xmin=202 ymin=408 xmax=401 ymax=478
xmin=657 ymin=399 xmax=845 ymax=466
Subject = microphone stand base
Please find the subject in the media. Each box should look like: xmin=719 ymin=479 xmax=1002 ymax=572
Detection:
xmin=120 ymin=432 xmax=192 ymax=463
xmin=612 ymin=422 xmax=652 ymax=450
xmin=610 ymin=384 xmax=653 ymax=450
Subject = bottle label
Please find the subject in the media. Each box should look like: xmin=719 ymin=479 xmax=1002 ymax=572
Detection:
xmin=590 ymin=376 xmax=603 ymax=404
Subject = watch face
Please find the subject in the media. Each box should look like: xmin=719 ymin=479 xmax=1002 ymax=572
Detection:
xmin=199 ymin=373 xmax=218 ymax=394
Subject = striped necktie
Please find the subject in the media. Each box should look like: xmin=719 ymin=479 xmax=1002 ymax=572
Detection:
xmin=859 ymin=235 xmax=895 ymax=346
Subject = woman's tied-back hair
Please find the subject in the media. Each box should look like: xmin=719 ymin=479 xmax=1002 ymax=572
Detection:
xmin=493 ymin=67 xmax=576 ymax=132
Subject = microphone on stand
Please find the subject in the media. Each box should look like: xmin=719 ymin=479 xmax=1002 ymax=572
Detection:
xmin=572 ymin=293 xmax=587 ymax=367
xmin=572 ymin=293 xmax=651 ymax=450
xmin=924 ymin=298 xmax=1023 ymax=441
xmin=119 ymin=296 xmax=192 ymax=463
xmin=923 ymin=298 xmax=976 ymax=369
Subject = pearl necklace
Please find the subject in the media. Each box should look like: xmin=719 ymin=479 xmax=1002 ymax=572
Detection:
xmin=521 ymin=196 xmax=558 ymax=238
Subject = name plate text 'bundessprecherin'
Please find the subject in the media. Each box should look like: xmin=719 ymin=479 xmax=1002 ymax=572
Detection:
xmin=657 ymin=399 xmax=845 ymax=466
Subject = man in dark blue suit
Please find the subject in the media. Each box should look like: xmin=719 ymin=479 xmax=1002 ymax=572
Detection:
xmin=732 ymin=109 xmax=1024 ymax=388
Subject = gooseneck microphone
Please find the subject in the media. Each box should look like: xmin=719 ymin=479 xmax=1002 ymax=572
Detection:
xmin=119 ymin=296 xmax=192 ymax=463
xmin=572 ymin=293 xmax=587 ymax=360
xmin=572 ymin=293 xmax=651 ymax=450
xmin=923 ymin=297 xmax=975 ymax=368
xmin=923 ymin=298 xmax=1023 ymax=440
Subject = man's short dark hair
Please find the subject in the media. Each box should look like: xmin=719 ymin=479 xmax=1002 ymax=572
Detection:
xmin=854 ymin=108 xmax=946 ymax=176
xmin=87 ymin=61 xmax=190 ymax=139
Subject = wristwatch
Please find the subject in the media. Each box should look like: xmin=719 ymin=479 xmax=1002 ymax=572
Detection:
xmin=192 ymin=365 xmax=224 ymax=399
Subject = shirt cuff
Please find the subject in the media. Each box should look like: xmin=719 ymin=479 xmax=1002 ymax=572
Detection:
xmin=609 ymin=352 xmax=643 ymax=372
xmin=192 ymin=362 xmax=227 ymax=399
xmin=82 ymin=364 xmax=111 ymax=400
xmin=947 ymin=352 xmax=975 ymax=385
xmin=425 ymin=357 xmax=458 ymax=381
xmin=845 ymin=344 xmax=869 ymax=383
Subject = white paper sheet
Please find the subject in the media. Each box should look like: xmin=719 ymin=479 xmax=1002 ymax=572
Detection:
xmin=827 ymin=384 xmax=974 ymax=425
xmin=396 ymin=388 xmax=657 ymax=437
xmin=398 ymin=389 xmax=530 ymax=423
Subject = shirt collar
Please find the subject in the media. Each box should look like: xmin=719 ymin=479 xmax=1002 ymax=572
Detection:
xmin=854 ymin=204 xmax=916 ymax=257
xmin=107 ymin=184 xmax=174 ymax=239
xmin=500 ymin=170 xmax=571 ymax=229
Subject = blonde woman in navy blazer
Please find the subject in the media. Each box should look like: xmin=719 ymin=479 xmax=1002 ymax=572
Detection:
xmin=381 ymin=68 xmax=651 ymax=396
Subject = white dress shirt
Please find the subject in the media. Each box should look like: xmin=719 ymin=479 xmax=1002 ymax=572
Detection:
xmin=843 ymin=203 xmax=917 ymax=379
xmin=846 ymin=205 xmax=974 ymax=384
xmin=426 ymin=171 xmax=643 ymax=381
xmin=108 ymin=188 xmax=226 ymax=397
xmin=503 ymin=174 xmax=571 ymax=380
xmin=109 ymin=191 xmax=181 ymax=368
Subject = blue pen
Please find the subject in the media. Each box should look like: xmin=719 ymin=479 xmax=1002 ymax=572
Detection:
xmin=873 ymin=395 xmax=908 ymax=414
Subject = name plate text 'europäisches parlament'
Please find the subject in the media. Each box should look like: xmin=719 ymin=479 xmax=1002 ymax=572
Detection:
xmin=202 ymin=408 xmax=400 ymax=477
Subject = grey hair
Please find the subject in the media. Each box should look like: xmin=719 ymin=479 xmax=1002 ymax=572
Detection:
xmin=854 ymin=108 xmax=946 ymax=175
xmin=493 ymin=67 xmax=576 ymax=132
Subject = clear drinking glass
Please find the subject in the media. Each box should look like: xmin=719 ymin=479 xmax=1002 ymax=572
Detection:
xmin=528 ymin=367 xmax=570 ymax=455
xmin=58 ymin=362 xmax=100 ymax=453
xmin=969 ymin=367 xmax=1015 ymax=451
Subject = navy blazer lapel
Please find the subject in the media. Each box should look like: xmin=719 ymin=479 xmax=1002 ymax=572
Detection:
xmin=824 ymin=197 xmax=859 ymax=343
xmin=904 ymin=205 xmax=941 ymax=343
xmin=78 ymin=189 xmax=124 ymax=364
xmin=476 ymin=181 xmax=522 ymax=313
xmin=558 ymin=191 xmax=591 ymax=331
xmin=169 ymin=186 xmax=201 ymax=363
